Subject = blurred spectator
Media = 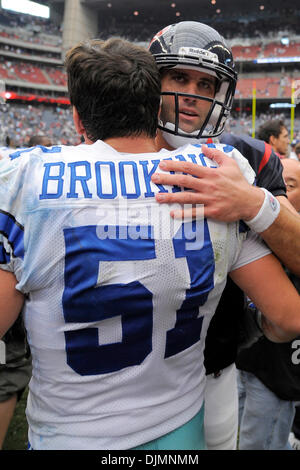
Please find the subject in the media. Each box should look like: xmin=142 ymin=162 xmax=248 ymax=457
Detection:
xmin=282 ymin=158 xmax=300 ymax=212
xmin=294 ymin=142 xmax=300 ymax=161
xmin=289 ymin=139 xmax=300 ymax=160
xmin=289 ymin=406 xmax=300 ymax=450
xmin=257 ymin=119 xmax=290 ymax=158
xmin=236 ymin=158 xmax=300 ymax=450
xmin=28 ymin=135 xmax=52 ymax=147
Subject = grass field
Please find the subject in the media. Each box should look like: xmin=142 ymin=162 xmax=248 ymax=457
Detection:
xmin=3 ymin=388 xmax=28 ymax=450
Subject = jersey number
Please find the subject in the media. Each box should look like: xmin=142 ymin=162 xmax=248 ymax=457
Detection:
xmin=62 ymin=223 xmax=214 ymax=375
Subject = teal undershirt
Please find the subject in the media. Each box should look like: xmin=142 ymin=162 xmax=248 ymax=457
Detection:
xmin=132 ymin=405 xmax=206 ymax=450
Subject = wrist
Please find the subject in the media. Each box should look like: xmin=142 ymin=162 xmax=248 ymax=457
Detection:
xmin=242 ymin=186 xmax=265 ymax=221
xmin=244 ymin=188 xmax=281 ymax=233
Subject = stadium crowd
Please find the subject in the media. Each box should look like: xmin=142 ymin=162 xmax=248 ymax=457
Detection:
xmin=0 ymin=3 xmax=300 ymax=453
xmin=97 ymin=9 xmax=300 ymax=43
xmin=0 ymin=8 xmax=61 ymax=38
xmin=0 ymin=103 xmax=79 ymax=147
xmin=0 ymin=101 xmax=298 ymax=152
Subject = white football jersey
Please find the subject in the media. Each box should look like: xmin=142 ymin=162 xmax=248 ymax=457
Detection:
xmin=0 ymin=141 xmax=270 ymax=449
xmin=0 ymin=146 xmax=16 ymax=159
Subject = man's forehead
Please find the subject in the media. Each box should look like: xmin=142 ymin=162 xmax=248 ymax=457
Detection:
xmin=282 ymin=160 xmax=300 ymax=178
xmin=165 ymin=66 xmax=216 ymax=81
xmin=279 ymin=127 xmax=288 ymax=136
xmin=281 ymin=158 xmax=300 ymax=171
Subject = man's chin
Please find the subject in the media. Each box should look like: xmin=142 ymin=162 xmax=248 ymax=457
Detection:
xmin=178 ymin=123 xmax=200 ymax=135
xmin=159 ymin=115 xmax=201 ymax=135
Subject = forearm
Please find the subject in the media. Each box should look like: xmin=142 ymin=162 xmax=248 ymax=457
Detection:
xmin=155 ymin=169 xmax=300 ymax=274
xmin=260 ymin=314 xmax=298 ymax=343
xmin=0 ymin=270 xmax=24 ymax=338
xmin=230 ymin=254 xmax=300 ymax=341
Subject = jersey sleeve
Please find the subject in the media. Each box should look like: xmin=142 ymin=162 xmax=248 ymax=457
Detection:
xmin=220 ymin=132 xmax=286 ymax=197
xmin=256 ymin=146 xmax=286 ymax=197
xmin=0 ymin=155 xmax=26 ymax=282
xmin=229 ymin=230 xmax=271 ymax=273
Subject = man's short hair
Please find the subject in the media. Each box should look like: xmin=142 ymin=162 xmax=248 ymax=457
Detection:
xmin=28 ymin=135 xmax=52 ymax=147
xmin=65 ymin=37 xmax=161 ymax=142
xmin=257 ymin=119 xmax=286 ymax=144
xmin=295 ymin=142 xmax=300 ymax=156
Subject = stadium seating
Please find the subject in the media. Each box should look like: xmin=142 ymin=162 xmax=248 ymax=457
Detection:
xmin=0 ymin=5 xmax=299 ymax=147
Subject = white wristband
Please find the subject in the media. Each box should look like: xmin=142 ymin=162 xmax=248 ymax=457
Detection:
xmin=245 ymin=188 xmax=280 ymax=233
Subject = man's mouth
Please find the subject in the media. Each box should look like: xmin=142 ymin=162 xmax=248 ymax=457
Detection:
xmin=179 ymin=109 xmax=198 ymax=118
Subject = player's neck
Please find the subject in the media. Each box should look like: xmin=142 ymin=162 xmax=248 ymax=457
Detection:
xmin=104 ymin=135 xmax=157 ymax=154
xmin=155 ymin=130 xmax=174 ymax=151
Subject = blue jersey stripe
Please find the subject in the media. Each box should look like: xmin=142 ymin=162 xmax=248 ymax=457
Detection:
xmin=0 ymin=242 xmax=10 ymax=264
xmin=0 ymin=210 xmax=24 ymax=260
xmin=9 ymin=145 xmax=61 ymax=160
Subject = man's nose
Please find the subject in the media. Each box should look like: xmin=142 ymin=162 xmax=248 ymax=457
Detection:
xmin=183 ymin=82 xmax=198 ymax=99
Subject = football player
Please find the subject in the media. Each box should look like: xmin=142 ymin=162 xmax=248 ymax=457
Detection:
xmin=149 ymin=21 xmax=300 ymax=450
xmin=0 ymin=37 xmax=299 ymax=451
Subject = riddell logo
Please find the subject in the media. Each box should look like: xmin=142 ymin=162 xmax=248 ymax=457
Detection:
xmin=294 ymin=80 xmax=300 ymax=105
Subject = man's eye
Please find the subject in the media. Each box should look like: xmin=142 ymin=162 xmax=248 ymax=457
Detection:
xmin=199 ymin=81 xmax=212 ymax=90
xmin=173 ymin=75 xmax=185 ymax=82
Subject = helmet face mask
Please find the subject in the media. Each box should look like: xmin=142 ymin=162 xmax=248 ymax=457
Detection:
xmin=149 ymin=22 xmax=237 ymax=141
xmin=159 ymin=87 xmax=234 ymax=140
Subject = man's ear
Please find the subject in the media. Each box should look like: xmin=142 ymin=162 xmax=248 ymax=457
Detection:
xmin=73 ymin=107 xmax=85 ymax=135
xmin=269 ymin=135 xmax=276 ymax=147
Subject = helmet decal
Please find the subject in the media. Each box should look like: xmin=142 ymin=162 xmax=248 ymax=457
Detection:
xmin=148 ymin=25 xmax=173 ymax=53
xmin=178 ymin=47 xmax=219 ymax=62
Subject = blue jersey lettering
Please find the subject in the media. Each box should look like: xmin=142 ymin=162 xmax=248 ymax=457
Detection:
xmin=67 ymin=161 xmax=92 ymax=199
xmin=39 ymin=162 xmax=65 ymax=200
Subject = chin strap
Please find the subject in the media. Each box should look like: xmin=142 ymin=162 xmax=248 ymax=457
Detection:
xmin=161 ymin=128 xmax=219 ymax=149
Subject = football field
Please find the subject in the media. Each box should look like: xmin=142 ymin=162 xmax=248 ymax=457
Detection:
xmin=3 ymin=388 xmax=28 ymax=450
